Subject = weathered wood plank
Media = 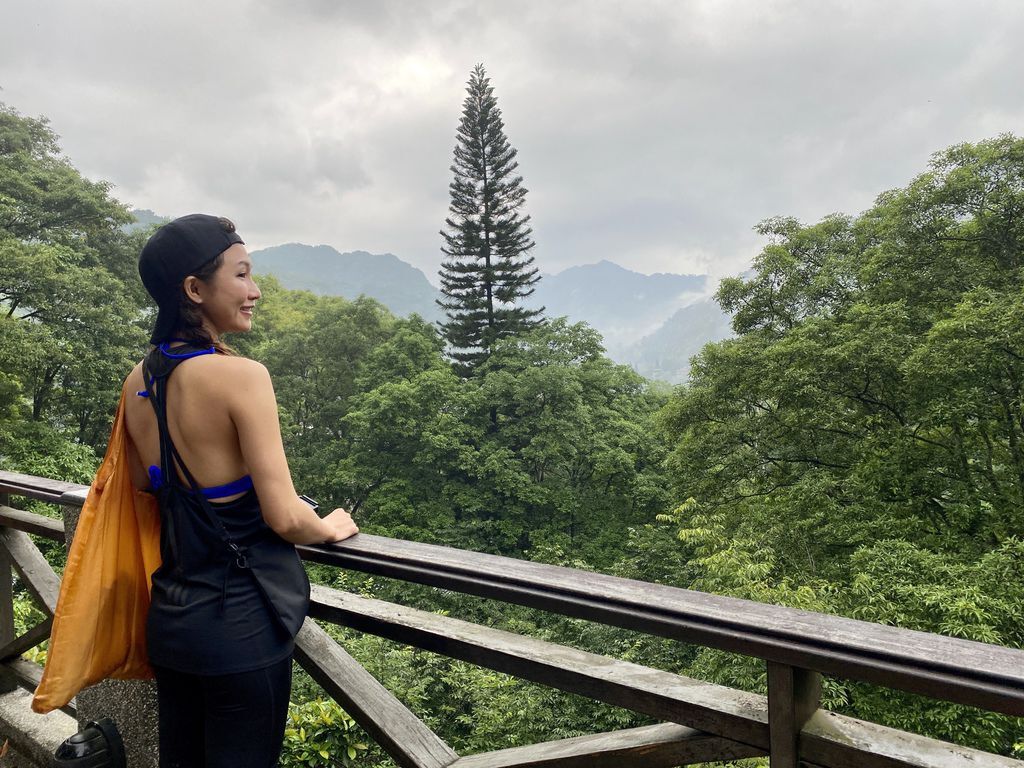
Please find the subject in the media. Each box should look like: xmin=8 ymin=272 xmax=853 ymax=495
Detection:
xmin=309 ymin=584 xmax=771 ymax=748
xmin=0 ymin=528 xmax=60 ymax=615
xmin=0 ymin=618 xmax=52 ymax=663
xmin=309 ymin=587 xmax=1023 ymax=768
xmin=801 ymin=710 xmax=1024 ymax=768
xmin=58 ymin=488 xmax=89 ymax=507
xmin=0 ymin=471 xmax=84 ymax=504
xmin=0 ymin=499 xmax=13 ymax=652
xmin=767 ymin=663 xmax=821 ymax=768
xmin=446 ymin=723 xmax=764 ymax=768
xmin=298 ymin=534 xmax=1024 ymax=716
xmin=0 ymin=505 xmax=65 ymax=540
xmin=294 ymin=618 xmax=458 ymax=768
xmin=0 ymin=657 xmax=76 ymax=717
xmin=1 ymin=657 xmax=43 ymax=690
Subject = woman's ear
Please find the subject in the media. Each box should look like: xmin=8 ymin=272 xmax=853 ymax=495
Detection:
xmin=183 ymin=276 xmax=204 ymax=305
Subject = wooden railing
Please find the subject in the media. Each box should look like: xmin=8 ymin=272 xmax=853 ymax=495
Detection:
xmin=1 ymin=468 xmax=1022 ymax=768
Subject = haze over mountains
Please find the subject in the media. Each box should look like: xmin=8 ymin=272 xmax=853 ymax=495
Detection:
xmin=524 ymin=261 xmax=731 ymax=383
xmin=251 ymin=243 xmax=441 ymax=320
xmin=250 ymin=243 xmax=731 ymax=383
xmin=132 ymin=212 xmax=732 ymax=383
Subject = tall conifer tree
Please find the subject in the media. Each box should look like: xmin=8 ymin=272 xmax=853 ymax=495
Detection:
xmin=438 ymin=64 xmax=543 ymax=373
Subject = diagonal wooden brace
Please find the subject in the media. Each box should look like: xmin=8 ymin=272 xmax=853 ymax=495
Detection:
xmin=0 ymin=528 xmax=60 ymax=616
xmin=294 ymin=618 xmax=458 ymax=768
xmin=0 ymin=617 xmax=53 ymax=663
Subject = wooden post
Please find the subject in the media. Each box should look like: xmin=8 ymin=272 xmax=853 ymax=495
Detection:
xmin=0 ymin=493 xmax=14 ymax=649
xmin=767 ymin=662 xmax=821 ymax=768
xmin=0 ymin=492 xmax=16 ymax=694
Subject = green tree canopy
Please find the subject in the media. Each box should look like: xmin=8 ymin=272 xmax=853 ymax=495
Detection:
xmin=333 ymin=316 xmax=669 ymax=561
xmin=662 ymin=135 xmax=1024 ymax=579
xmin=0 ymin=104 xmax=148 ymax=470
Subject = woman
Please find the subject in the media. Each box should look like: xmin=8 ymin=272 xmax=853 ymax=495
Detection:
xmin=122 ymin=214 xmax=358 ymax=767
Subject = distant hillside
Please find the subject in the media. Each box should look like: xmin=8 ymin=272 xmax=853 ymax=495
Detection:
xmin=523 ymin=260 xmax=728 ymax=381
xmin=249 ymin=243 xmax=442 ymax=321
xmin=196 ymin=231 xmax=732 ymax=384
xmin=526 ymin=260 xmax=706 ymax=352
xmin=619 ymin=298 xmax=733 ymax=383
xmin=127 ymin=208 xmax=168 ymax=233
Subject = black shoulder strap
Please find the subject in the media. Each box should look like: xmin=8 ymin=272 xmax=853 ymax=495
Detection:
xmin=143 ymin=348 xmax=250 ymax=568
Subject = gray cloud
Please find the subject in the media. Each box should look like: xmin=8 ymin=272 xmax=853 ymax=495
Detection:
xmin=2 ymin=0 xmax=1023 ymax=284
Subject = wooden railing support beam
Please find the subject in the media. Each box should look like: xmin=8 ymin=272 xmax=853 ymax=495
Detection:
xmin=768 ymin=662 xmax=821 ymax=768
xmin=294 ymin=618 xmax=458 ymax=768
xmin=0 ymin=494 xmax=13 ymax=648
xmin=309 ymin=585 xmax=771 ymax=748
xmin=0 ymin=618 xmax=52 ymax=663
xmin=0 ymin=492 xmax=13 ymax=695
xmin=447 ymin=723 xmax=764 ymax=768
xmin=0 ymin=505 xmax=64 ymax=541
xmin=0 ymin=528 xmax=60 ymax=616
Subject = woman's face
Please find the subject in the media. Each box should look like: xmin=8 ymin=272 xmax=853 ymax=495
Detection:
xmin=193 ymin=244 xmax=261 ymax=337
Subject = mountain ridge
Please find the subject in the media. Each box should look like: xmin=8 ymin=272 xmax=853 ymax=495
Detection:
xmin=250 ymin=243 xmax=730 ymax=383
xmin=130 ymin=213 xmax=730 ymax=383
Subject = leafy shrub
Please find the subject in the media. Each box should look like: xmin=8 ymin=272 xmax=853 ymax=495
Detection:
xmin=279 ymin=699 xmax=368 ymax=767
xmin=14 ymin=592 xmax=47 ymax=664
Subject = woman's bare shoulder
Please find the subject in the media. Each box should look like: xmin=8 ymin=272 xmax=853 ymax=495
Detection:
xmin=122 ymin=361 xmax=145 ymax=394
xmin=207 ymin=354 xmax=269 ymax=378
xmin=121 ymin=362 xmax=148 ymax=436
xmin=123 ymin=354 xmax=271 ymax=402
xmin=193 ymin=355 xmax=273 ymax=396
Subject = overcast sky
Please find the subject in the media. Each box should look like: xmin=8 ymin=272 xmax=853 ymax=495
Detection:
xmin=2 ymin=1 xmax=1022 ymax=285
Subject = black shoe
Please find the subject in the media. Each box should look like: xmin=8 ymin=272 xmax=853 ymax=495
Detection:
xmin=53 ymin=718 xmax=126 ymax=768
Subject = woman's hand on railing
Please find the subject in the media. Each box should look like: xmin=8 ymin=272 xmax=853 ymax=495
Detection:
xmin=320 ymin=507 xmax=359 ymax=543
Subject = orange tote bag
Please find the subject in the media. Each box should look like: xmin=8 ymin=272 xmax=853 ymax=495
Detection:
xmin=32 ymin=392 xmax=162 ymax=713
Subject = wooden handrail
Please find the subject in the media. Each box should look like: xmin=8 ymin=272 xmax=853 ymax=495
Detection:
xmin=3 ymin=469 xmax=1024 ymax=768
xmin=0 ymin=471 xmax=83 ymax=505
xmin=2 ymin=469 xmax=1022 ymax=717
xmin=297 ymin=534 xmax=1024 ymax=717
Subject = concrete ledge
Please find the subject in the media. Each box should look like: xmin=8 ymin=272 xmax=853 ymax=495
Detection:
xmin=0 ymin=685 xmax=76 ymax=766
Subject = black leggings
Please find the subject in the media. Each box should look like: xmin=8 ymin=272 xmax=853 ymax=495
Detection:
xmin=153 ymin=657 xmax=292 ymax=768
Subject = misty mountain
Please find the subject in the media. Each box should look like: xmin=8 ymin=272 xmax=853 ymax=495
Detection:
xmin=618 ymin=298 xmax=733 ymax=383
xmin=249 ymin=243 xmax=443 ymax=321
xmin=526 ymin=259 xmax=707 ymax=355
xmin=215 ymin=234 xmax=732 ymax=384
xmin=126 ymin=208 xmax=169 ymax=233
xmin=524 ymin=260 xmax=733 ymax=382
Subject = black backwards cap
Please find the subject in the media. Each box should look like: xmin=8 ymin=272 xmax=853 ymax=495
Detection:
xmin=138 ymin=214 xmax=244 ymax=344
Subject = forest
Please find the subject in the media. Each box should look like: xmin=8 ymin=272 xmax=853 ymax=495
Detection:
xmin=1 ymin=96 xmax=1022 ymax=764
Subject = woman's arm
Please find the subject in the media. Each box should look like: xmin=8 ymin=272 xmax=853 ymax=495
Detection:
xmin=228 ymin=359 xmax=358 ymax=545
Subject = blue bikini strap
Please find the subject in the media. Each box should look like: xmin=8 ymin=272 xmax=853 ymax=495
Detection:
xmin=147 ymin=466 xmax=253 ymax=498
xmin=158 ymin=341 xmax=216 ymax=359
xmin=138 ymin=342 xmax=215 ymax=396
xmin=200 ymin=474 xmax=254 ymax=498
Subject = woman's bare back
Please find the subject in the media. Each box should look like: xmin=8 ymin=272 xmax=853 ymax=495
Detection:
xmin=123 ymin=354 xmax=251 ymax=499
